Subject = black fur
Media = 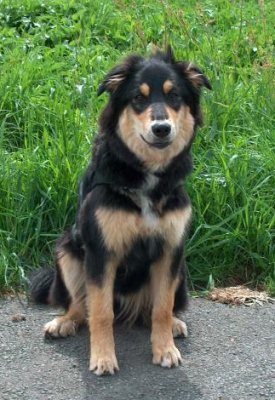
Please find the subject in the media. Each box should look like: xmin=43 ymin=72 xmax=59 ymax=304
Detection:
xmin=29 ymin=268 xmax=54 ymax=304
xmin=115 ymin=236 xmax=165 ymax=295
xmin=48 ymin=263 xmax=71 ymax=309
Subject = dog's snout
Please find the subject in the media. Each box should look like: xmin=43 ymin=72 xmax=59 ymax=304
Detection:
xmin=152 ymin=122 xmax=171 ymax=138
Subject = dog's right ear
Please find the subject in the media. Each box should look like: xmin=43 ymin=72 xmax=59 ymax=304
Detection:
xmin=178 ymin=62 xmax=212 ymax=91
xmin=97 ymin=55 xmax=144 ymax=96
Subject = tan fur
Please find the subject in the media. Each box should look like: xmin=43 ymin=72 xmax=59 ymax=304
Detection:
xmin=107 ymin=74 xmax=125 ymax=92
xmin=185 ymin=63 xmax=205 ymax=88
xmin=87 ymin=261 xmax=119 ymax=375
xmin=150 ymin=253 xmax=183 ymax=367
xmin=140 ymin=83 xmax=150 ymax=97
xmin=188 ymin=72 xmax=205 ymax=88
xmin=118 ymin=105 xmax=194 ymax=171
xmin=134 ymin=105 xmax=153 ymax=129
xmin=95 ymin=208 xmax=141 ymax=258
xmin=58 ymin=251 xmax=86 ymax=304
xmin=163 ymin=80 xmax=173 ymax=94
xmin=95 ymin=205 xmax=192 ymax=257
xmin=116 ymin=285 xmax=152 ymax=324
xmin=166 ymin=105 xmax=194 ymax=144
xmin=44 ymin=251 xmax=86 ymax=337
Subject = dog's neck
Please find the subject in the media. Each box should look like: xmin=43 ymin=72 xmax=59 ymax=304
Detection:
xmin=87 ymin=135 xmax=192 ymax=213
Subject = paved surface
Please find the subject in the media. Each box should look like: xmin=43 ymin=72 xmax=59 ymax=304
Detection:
xmin=0 ymin=297 xmax=274 ymax=400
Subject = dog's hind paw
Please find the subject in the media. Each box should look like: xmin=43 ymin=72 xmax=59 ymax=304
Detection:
xmin=172 ymin=316 xmax=188 ymax=338
xmin=44 ymin=317 xmax=77 ymax=338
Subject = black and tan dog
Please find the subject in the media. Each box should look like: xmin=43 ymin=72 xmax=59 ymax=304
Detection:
xmin=30 ymin=47 xmax=211 ymax=375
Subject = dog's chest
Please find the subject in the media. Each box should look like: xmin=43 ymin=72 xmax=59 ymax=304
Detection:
xmin=95 ymin=176 xmax=192 ymax=258
xmin=139 ymin=193 xmax=158 ymax=227
xmin=134 ymin=174 xmax=160 ymax=227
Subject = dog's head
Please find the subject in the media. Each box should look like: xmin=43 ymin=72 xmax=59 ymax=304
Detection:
xmin=98 ymin=47 xmax=211 ymax=171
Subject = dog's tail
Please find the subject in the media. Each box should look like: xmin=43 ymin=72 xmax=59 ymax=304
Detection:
xmin=29 ymin=266 xmax=71 ymax=309
xmin=29 ymin=268 xmax=55 ymax=304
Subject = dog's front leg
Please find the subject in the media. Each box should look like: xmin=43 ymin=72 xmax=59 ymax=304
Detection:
xmin=150 ymin=253 xmax=183 ymax=368
xmin=86 ymin=257 xmax=119 ymax=376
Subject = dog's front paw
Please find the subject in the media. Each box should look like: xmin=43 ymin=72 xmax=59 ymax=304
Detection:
xmin=44 ymin=317 xmax=77 ymax=338
xmin=152 ymin=343 xmax=183 ymax=368
xmin=90 ymin=352 xmax=119 ymax=376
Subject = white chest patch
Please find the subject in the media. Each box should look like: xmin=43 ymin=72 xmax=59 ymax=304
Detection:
xmin=140 ymin=194 xmax=158 ymax=227
xmin=139 ymin=174 xmax=159 ymax=227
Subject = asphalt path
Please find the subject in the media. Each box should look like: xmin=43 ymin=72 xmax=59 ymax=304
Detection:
xmin=0 ymin=297 xmax=274 ymax=400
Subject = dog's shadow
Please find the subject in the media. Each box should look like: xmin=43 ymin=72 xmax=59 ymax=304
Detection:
xmin=45 ymin=316 xmax=202 ymax=400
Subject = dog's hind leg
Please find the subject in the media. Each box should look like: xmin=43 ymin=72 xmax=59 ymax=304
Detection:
xmin=172 ymin=272 xmax=188 ymax=338
xmin=44 ymin=250 xmax=86 ymax=338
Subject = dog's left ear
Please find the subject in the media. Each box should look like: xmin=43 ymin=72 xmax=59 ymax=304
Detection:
xmin=179 ymin=61 xmax=212 ymax=90
xmin=98 ymin=55 xmax=144 ymax=96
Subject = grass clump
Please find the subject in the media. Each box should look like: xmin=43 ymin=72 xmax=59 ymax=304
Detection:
xmin=0 ymin=0 xmax=274 ymax=294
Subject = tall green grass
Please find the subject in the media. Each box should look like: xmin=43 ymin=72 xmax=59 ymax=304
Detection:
xmin=0 ymin=0 xmax=274 ymax=293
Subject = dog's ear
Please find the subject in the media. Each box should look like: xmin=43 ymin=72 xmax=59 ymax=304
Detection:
xmin=165 ymin=45 xmax=176 ymax=64
xmin=153 ymin=45 xmax=176 ymax=64
xmin=178 ymin=61 xmax=212 ymax=90
xmin=97 ymin=55 xmax=144 ymax=96
xmin=97 ymin=64 xmax=127 ymax=96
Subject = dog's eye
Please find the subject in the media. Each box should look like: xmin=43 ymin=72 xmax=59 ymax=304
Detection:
xmin=133 ymin=94 xmax=146 ymax=104
xmin=166 ymin=91 xmax=180 ymax=101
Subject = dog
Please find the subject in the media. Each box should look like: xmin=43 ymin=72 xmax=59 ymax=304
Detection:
xmin=30 ymin=46 xmax=211 ymax=375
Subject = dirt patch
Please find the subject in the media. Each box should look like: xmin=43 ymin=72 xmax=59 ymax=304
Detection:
xmin=209 ymin=286 xmax=274 ymax=306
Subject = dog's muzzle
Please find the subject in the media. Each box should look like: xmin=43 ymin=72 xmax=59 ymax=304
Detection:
xmin=141 ymin=121 xmax=173 ymax=149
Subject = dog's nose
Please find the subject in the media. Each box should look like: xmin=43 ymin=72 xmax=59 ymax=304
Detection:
xmin=152 ymin=123 xmax=171 ymax=138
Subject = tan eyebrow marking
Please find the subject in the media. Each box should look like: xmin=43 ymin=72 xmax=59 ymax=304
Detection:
xmin=163 ymin=80 xmax=174 ymax=94
xmin=140 ymin=83 xmax=150 ymax=97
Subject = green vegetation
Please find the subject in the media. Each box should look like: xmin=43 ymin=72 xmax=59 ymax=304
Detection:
xmin=0 ymin=0 xmax=274 ymax=293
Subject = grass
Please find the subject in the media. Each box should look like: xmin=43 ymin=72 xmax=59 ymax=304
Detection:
xmin=0 ymin=0 xmax=274 ymax=294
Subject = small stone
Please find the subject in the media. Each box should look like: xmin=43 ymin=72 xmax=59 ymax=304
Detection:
xmin=11 ymin=314 xmax=26 ymax=322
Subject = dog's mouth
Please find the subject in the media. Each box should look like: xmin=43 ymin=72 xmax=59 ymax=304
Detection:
xmin=140 ymin=135 xmax=172 ymax=149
